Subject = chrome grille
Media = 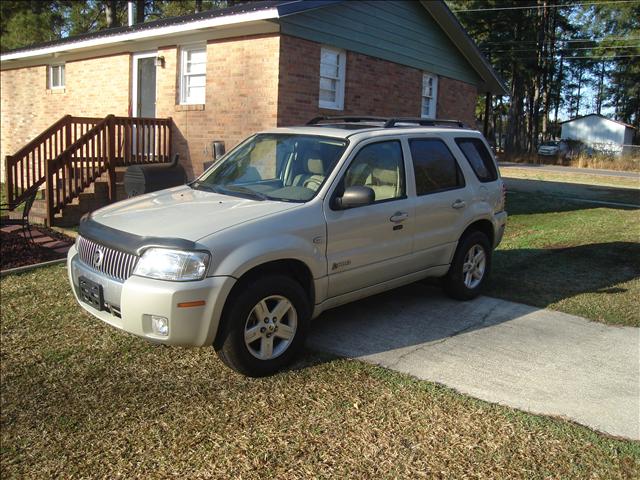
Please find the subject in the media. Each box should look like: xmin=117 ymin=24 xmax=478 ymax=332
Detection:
xmin=76 ymin=236 xmax=138 ymax=282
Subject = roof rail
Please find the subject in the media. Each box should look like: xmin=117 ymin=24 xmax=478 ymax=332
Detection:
xmin=383 ymin=118 xmax=466 ymax=128
xmin=305 ymin=116 xmax=467 ymax=129
xmin=306 ymin=116 xmax=389 ymax=125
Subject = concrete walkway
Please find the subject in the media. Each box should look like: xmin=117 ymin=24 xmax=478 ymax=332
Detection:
xmin=499 ymin=161 xmax=640 ymax=180
xmin=308 ymin=283 xmax=640 ymax=440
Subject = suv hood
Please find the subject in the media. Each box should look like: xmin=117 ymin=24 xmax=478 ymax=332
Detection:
xmin=90 ymin=185 xmax=299 ymax=242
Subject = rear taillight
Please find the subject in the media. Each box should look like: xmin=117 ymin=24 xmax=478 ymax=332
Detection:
xmin=496 ymin=181 xmax=506 ymax=212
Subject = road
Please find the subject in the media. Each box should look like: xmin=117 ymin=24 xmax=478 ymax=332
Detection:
xmin=308 ymin=284 xmax=640 ymax=440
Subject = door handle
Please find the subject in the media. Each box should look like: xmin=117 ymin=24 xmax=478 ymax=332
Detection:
xmin=390 ymin=211 xmax=409 ymax=223
xmin=451 ymin=199 xmax=466 ymax=209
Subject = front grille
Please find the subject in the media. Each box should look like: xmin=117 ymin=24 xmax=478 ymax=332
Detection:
xmin=77 ymin=236 xmax=138 ymax=282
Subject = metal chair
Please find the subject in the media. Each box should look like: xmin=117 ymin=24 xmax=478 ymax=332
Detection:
xmin=0 ymin=190 xmax=38 ymax=245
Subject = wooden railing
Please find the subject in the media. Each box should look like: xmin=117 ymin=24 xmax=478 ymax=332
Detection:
xmin=4 ymin=115 xmax=99 ymax=207
xmin=4 ymin=115 xmax=172 ymax=223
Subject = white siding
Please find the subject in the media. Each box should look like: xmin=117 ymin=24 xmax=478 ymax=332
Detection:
xmin=561 ymin=115 xmax=627 ymax=153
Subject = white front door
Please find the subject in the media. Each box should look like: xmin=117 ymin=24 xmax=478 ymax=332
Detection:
xmin=132 ymin=52 xmax=157 ymax=118
xmin=131 ymin=52 xmax=157 ymax=157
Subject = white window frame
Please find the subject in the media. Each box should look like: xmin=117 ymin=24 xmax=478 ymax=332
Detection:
xmin=421 ymin=72 xmax=438 ymax=119
xmin=48 ymin=64 xmax=65 ymax=89
xmin=179 ymin=43 xmax=206 ymax=105
xmin=319 ymin=46 xmax=346 ymax=110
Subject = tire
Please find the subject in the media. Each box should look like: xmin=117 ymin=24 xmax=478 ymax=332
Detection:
xmin=444 ymin=231 xmax=492 ymax=301
xmin=215 ymin=274 xmax=310 ymax=377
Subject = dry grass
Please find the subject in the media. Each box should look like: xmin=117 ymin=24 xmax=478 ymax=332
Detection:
xmin=500 ymin=152 xmax=640 ymax=172
xmin=500 ymin=166 xmax=640 ymax=190
xmin=1 ymin=265 xmax=639 ymax=478
xmin=572 ymin=153 xmax=640 ymax=172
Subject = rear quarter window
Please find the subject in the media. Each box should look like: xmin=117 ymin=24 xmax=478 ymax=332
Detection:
xmin=409 ymin=138 xmax=465 ymax=195
xmin=455 ymin=137 xmax=498 ymax=183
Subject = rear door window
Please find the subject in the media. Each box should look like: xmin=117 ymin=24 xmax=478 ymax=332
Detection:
xmin=408 ymin=138 xmax=465 ymax=195
xmin=455 ymin=137 xmax=498 ymax=182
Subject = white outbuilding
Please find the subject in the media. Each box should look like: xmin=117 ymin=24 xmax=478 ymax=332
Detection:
xmin=560 ymin=114 xmax=636 ymax=155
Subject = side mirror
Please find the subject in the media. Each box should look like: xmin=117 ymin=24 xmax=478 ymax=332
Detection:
xmin=334 ymin=186 xmax=375 ymax=209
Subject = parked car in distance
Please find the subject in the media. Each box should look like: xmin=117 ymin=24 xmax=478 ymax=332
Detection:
xmin=67 ymin=116 xmax=507 ymax=377
xmin=537 ymin=140 xmax=570 ymax=158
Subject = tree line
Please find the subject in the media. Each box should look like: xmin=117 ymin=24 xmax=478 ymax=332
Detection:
xmin=449 ymin=0 xmax=639 ymax=151
xmin=2 ymin=1 xmax=638 ymax=152
xmin=0 ymin=1 xmax=241 ymax=49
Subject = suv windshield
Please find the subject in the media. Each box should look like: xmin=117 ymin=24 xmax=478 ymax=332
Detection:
xmin=541 ymin=141 xmax=559 ymax=147
xmin=194 ymin=134 xmax=348 ymax=202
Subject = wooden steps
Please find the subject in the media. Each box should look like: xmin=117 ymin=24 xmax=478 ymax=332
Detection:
xmin=9 ymin=168 xmax=129 ymax=227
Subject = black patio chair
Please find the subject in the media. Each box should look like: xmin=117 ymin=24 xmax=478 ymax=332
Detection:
xmin=0 ymin=190 xmax=38 ymax=245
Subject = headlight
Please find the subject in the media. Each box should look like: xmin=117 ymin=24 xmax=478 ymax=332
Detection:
xmin=133 ymin=248 xmax=210 ymax=281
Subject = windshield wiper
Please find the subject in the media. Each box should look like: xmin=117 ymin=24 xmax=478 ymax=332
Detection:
xmin=219 ymin=185 xmax=268 ymax=201
xmin=190 ymin=181 xmax=220 ymax=193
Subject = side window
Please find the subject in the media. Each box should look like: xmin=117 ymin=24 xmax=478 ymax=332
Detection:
xmin=48 ymin=64 xmax=65 ymax=89
xmin=319 ymin=46 xmax=346 ymax=110
xmin=409 ymin=139 xmax=464 ymax=195
xmin=455 ymin=138 xmax=498 ymax=182
xmin=343 ymin=141 xmax=405 ymax=203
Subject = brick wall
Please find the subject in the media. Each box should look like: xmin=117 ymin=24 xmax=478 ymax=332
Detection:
xmin=156 ymin=34 xmax=280 ymax=178
xmin=436 ymin=76 xmax=478 ymax=127
xmin=0 ymin=54 xmax=130 ymax=179
xmin=277 ymin=34 xmax=478 ymax=128
xmin=277 ymin=35 xmax=422 ymax=126
xmin=1 ymin=33 xmax=479 ymax=183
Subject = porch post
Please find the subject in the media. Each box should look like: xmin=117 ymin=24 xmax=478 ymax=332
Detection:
xmin=5 ymin=155 xmax=13 ymax=207
xmin=45 ymin=160 xmax=54 ymax=226
xmin=107 ymin=115 xmax=117 ymax=202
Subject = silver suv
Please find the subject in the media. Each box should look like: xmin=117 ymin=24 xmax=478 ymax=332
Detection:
xmin=68 ymin=117 xmax=507 ymax=376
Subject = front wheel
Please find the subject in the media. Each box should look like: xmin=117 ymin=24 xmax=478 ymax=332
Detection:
xmin=444 ymin=231 xmax=492 ymax=300
xmin=215 ymin=274 xmax=310 ymax=377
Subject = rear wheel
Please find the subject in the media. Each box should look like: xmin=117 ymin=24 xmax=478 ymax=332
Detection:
xmin=444 ymin=231 xmax=492 ymax=300
xmin=215 ymin=274 xmax=310 ymax=377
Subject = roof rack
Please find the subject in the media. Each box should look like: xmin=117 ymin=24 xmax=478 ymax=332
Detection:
xmin=306 ymin=116 xmax=390 ymax=125
xmin=306 ymin=116 xmax=467 ymax=129
xmin=383 ymin=118 xmax=467 ymax=128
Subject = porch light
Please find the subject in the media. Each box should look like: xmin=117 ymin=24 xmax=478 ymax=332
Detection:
xmin=155 ymin=55 xmax=165 ymax=68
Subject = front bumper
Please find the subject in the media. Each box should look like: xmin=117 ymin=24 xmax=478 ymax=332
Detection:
xmin=67 ymin=245 xmax=236 ymax=346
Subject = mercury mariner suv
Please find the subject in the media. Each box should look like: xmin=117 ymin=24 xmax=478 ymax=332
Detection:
xmin=67 ymin=116 xmax=507 ymax=377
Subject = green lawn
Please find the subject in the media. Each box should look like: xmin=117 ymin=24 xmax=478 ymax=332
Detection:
xmin=488 ymin=173 xmax=640 ymax=326
xmin=1 ymin=265 xmax=638 ymax=478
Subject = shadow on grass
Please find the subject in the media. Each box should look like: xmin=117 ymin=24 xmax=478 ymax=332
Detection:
xmin=504 ymin=178 xmax=640 ymax=214
xmin=487 ymin=241 xmax=640 ymax=308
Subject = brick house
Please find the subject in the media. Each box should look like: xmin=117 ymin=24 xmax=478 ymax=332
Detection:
xmin=0 ymin=0 xmax=505 ymax=224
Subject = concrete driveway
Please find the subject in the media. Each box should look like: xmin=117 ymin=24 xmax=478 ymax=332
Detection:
xmin=308 ymin=283 xmax=640 ymax=440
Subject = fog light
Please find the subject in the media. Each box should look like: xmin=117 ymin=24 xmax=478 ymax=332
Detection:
xmin=151 ymin=315 xmax=169 ymax=336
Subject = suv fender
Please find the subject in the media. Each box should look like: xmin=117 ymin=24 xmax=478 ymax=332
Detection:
xmin=211 ymin=234 xmax=325 ymax=283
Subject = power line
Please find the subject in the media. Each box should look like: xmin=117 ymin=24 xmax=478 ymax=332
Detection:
xmin=482 ymin=45 xmax=640 ymax=53
xmin=453 ymin=1 xmax=639 ymax=13
xmin=489 ymin=54 xmax=640 ymax=60
xmin=476 ymin=37 xmax=640 ymax=46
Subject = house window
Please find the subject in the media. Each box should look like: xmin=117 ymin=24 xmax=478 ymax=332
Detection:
xmin=48 ymin=64 xmax=65 ymax=89
xmin=180 ymin=44 xmax=206 ymax=105
xmin=421 ymin=73 xmax=438 ymax=119
xmin=319 ymin=46 xmax=346 ymax=110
